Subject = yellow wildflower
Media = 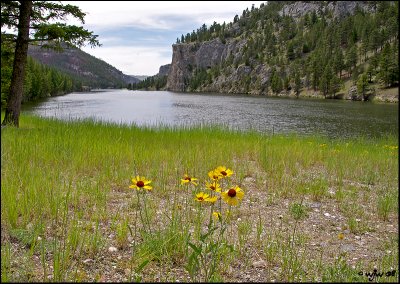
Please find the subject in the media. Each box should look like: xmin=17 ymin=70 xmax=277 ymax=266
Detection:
xmin=205 ymin=181 xmax=221 ymax=193
xmin=206 ymin=196 xmax=218 ymax=203
xmin=221 ymin=186 xmax=244 ymax=206
xmin=194 ymin=192 xmax=218 ymax=203
xmin=181 ymin=174 xmax=198 ymax=186
xmin=194 ymin=192 xmax=210 ymax=202
xmin=216 ymin=166 xmax=233 ymax=178
xmin=338 ymin=233 xmax=344 ymax=240
xmin=129 ymin=176 xmax=152 ymax=191
xmin=213 ymin=211 xmax=222 ymax=221
xmin=208 ymin=170 xmax=222 ymax=181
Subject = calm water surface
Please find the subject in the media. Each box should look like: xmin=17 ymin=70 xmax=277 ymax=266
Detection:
xmin=25 ymin=89 xmax=398 ymax=139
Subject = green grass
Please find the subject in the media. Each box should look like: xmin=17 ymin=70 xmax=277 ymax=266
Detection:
xmin=1 ymin=114 xmax=398 ymax=282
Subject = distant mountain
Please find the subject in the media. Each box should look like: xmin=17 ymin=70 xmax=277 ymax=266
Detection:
xmin=28 ymin=44 xmax=140 ymax=88
xmin=130 ymin=75 xmax=150 ymax=81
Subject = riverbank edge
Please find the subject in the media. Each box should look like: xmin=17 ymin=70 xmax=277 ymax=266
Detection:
xmin=1 ymin=113 xmax=398 ymax=282
xmin=146 ymin=86 xmax=399 ymax=103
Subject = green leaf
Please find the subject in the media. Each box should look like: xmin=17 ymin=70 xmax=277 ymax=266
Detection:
xmin=136 ymin=259 xmax=150 ymax=272
xmin=200 ymin=226 xmax=219 ymax=242
xmin=188 ymin=242 xmax=202 ymax=255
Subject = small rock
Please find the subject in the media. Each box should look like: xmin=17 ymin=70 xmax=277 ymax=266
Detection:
xmin=386 ymin=250 xmax=392 ymax=254
xmin=252 ymin=260 xmax=266 ymax=268
xmin=83 ymin=259 xmax=93 ymax=264
xmin=341 ymin=244 xmax=355 ymax=252
xmin=356 ymin=218 xmax=361 ymax=222
xmin=37 ymin=236 xmax=42 ymax=241
xmin=324 ymin=213 xmax=331 ymax=217
xmin=320 ymin=242 xmax=328 ymax=247
xmin=310 ymin=202 xmax=321 ymax=208
xmin=355 ymin=236 xmax=361 ymax=240
xmin=244 ymin=176 xmax=255 ymax=183
xmin=108 ymin=246 xmax=118 ymax=252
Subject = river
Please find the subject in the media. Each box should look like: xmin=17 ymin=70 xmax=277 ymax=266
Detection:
xmin=25 ymin=89 xmax=398 ymax=139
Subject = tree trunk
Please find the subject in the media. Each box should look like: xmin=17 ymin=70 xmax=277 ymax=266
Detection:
xmin=2 ymin=1 xmax=33 ymax=127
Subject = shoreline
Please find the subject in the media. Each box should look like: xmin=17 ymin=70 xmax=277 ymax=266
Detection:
xmin=1 ymin=114 xmax=398 ymax=282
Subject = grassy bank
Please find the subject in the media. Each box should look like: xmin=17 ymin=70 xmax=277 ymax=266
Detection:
xmin=1 ymin=114 xmax=398 ymax=282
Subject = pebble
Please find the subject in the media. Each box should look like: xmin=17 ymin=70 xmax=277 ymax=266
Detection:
xmin=340 ymin=244 xmax=355 ymax=252
xmin=310 ymin=202 xmax=321 ymax=208
xmin=355 ymin=236 xmax=361 ymax=240
xmin=324 ymin=213 xmax=331 ymax=217
xmin=108 ymin=246 xmax=118 ymax=252
xmin=37 ymin=236 xmax=42 ymax=241
xmin=320 ymin=242 xmax=328 ymax=247
xmin=83 ymin=259 xmax=93 ymax=264
xmin=252 ymin=260 xmax=266 ymax=268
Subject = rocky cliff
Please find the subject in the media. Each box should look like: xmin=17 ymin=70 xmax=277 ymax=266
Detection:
xmin=279 ymin=1 xmax=374 ymax=20
xmin=156 ymin=63 xmax=171 ymax=77
xmin=165 ymin=1 xmax=398 ymax=101
xmin=167 ymin=38 xmax=248 ymax=92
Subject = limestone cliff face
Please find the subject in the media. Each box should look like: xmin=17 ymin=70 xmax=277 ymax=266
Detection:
xmin=166 ymin=38 xmax=251 ymax=92
xmin=165 ymin=1 xmax=381 ymax=96
xmin=279 ymin=1 xmax=374 ymax=20
xmin=157 ymin=64 xmax=171 ymax=77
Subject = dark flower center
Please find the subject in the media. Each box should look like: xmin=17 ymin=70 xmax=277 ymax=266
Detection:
xmin=221 ymin=170 xmax=227 ymax=176
xmin=185 ymin=176 xmax=191 ymax=181
xmin=210 ymin=185 xmax=216 ymax=190
xmin=228 ymin=188 xmax=236 ymax=197
xmin=198 ymin=197 xmax=204 ymax=201
xmin=136 ymin=181 xmax=145 ymax=187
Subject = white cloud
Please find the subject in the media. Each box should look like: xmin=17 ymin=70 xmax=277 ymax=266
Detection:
xmin=81 ymin=45 xmax=172 ymax=75
xmin=62 ymin=1 xmax=266 ymax=74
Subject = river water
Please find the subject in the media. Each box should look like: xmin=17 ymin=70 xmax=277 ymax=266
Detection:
xmin=25 ymin=89 xmax=398 ymax=139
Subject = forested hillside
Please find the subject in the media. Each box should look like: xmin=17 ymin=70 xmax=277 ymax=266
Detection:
xmin=1 ymin=42 xmax=81 ymax=107
xmin=28 ymin=44 xmax=139 ymax=89
xmin=162 ymin=1 xmax=398 ymax=101
xmin=1 ymin=42 xmax=140 ymax=107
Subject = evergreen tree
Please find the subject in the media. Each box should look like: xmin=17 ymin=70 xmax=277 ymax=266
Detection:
xmin=357 ymin=72 xmax=369 ymax=101
xmin=377 ymin=43 xmax=398 ymax=87
xmin=1 ymin=1 xmax=100 ymax=127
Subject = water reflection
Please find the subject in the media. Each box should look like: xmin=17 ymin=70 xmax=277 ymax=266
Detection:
xmin=25 ymin=89 xmax=398 ymax=139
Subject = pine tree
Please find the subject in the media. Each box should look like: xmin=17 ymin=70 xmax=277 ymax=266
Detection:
xmin=1 ymin=1 xmax=100 ymax=127
xmin=357 ymin=72 xmax=369 ymax=101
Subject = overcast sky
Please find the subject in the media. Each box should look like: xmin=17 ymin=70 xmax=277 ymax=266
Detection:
xmin=64 ymin=1 xmax=265 ymax=76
